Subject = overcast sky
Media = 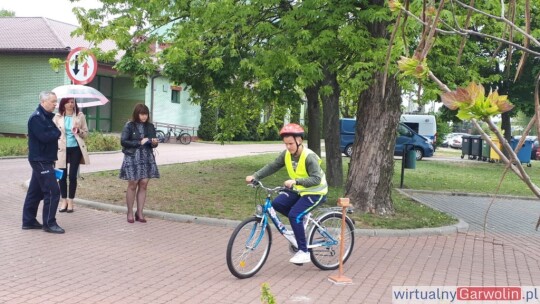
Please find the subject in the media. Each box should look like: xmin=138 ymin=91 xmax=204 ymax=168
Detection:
xmin=1 ymin=0 xmax=101 ymax=25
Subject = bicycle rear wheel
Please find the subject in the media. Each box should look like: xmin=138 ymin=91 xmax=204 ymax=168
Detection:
xmin=177 ymin=133 xmax=191 ymax=145
xmin=156 ymin=130 xmax=166 ymax=143
xmin=226 ymin=217 xmax=272 ymax=279
xmin=308 ymin=212 xmax=355 ymax=270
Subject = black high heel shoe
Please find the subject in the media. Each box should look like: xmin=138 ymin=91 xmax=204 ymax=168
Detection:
xmin=135 ymin=211 xmax=147 ymax=223
xmin=58 ymin=200 xmax=67 ymax=213
xmin=66 ymin=199 xmax=74 ymax=213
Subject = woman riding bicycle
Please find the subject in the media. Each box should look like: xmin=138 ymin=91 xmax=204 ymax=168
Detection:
xmin=245 ymin=123 xmax=328 ymax=264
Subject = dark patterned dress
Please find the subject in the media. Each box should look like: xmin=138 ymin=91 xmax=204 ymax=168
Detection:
xmin=119 ymin=123 xmax=160 ymax=180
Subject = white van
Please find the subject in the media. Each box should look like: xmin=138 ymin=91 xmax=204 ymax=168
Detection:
xmin=400 ymin=114 xmax=437 ymax=144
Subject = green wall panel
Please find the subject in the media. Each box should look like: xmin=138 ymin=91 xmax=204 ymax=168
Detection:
xmin=0 ymin=54 xmax=65 ymax=134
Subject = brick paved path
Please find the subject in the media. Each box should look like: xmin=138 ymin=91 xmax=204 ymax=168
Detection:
xmin=1 ymin=144 xmax=540 ymax=303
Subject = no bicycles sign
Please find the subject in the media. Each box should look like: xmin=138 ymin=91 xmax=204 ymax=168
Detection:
xmin=65 ymin=47 xmax=97 ymax=85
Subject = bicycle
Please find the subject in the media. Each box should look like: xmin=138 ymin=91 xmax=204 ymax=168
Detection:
xmin=156 ymin=127 xmax=192 ymax=144
xmin=226 ymin=180 xmax=355 ymax=279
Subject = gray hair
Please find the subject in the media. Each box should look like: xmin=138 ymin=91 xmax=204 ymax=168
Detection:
xmin=39 ymin=91 xmax=56 ymax=102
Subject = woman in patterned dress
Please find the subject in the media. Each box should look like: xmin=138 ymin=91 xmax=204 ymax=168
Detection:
xmin=119 ymin=104 xmax=160 ymax=223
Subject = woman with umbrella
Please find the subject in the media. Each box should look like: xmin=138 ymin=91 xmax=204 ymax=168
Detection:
xmin=53 ymin=98 xmax=90 ymax=213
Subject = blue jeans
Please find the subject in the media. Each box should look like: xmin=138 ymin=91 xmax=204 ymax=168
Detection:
xmin=22 ymin=161 xmax=61 ymax=227
xmin=272 ymin=191 xmax=326 ymax=252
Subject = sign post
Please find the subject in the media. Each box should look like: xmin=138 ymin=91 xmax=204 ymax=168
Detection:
xmin=328 ymin=198 xmax=353 ymax=285
xmin=65 ymin=47 xmax=97 ymax=85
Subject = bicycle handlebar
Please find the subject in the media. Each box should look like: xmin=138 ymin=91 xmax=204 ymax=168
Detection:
xmin=248 ymin=179 xmax=297 ymax=194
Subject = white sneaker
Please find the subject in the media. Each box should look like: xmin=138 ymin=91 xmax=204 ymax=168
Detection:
xmin=283 ymin=231 xmax=298 ymax=248
xmin=289 ymin=250 xmax=311 ymax=264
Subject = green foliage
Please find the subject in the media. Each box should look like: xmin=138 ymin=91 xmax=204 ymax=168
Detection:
xmin=394 ymin=0 xmax=540 ymax=126
xmin=71 ymin=0 xmax=394 ymax=142
xmin=197 ymin=99 xmax=218 ymax=141
xmin=85 ymin=132 xmax=121 ymax=152
xmin=0 ymin=137 xmax=27 ymax=157
xmin=48 ymin=58 xmax=64 ymax=73
xmin=0 ymin=9 xmax=15 ymax=17
xmin=395 ymin=1 xmax=506 ymax=106
xmin=233 ymin=116 xmax=262 ymax=141
xmin=398 ymin=56 xmax=429 ymax=79
xmin=260 ymin=283 xmax=276 ymax=304
xmin=440 ymin=82 xmax=513 ymax=121
xmin=259 ymin=122 xmax=281 ymax=141
xmin=434 ymin=114 xmax=452 ymax=146
xmin=0 ymin=133 xmax=120 ymax=157
xmin=513 ymin=112 xmax=538 ymax=136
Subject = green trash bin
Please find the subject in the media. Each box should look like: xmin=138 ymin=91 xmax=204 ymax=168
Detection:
xmin=470 ymin=135 xmax=482 ymax=160
xmin=405 ymin=146 xmax=416 ymax=169
xmin=461 ymin=135 xmax=472 ymax=159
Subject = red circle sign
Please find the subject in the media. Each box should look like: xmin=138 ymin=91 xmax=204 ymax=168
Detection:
xmin=65 ymin=47 xmax=98 ymax=85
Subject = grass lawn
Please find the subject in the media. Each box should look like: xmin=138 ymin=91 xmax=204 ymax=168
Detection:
xmin=9 ymin=135 xmax=536 ymax=229
xmin=75 ymin=152 xmax=540 ymax=230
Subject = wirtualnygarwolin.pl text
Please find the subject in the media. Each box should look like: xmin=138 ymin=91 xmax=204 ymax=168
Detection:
xmin=392 ymin=286 xmax=540 ymax=303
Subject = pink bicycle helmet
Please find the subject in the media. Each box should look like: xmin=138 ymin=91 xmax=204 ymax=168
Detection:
xmin=279 ymin=123 xmax=304 ymax=138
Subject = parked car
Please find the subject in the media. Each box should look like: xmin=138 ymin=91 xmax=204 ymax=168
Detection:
xmin=394 ymin=123 xmax=434 ymax=160
xmin=441 ymin=133 xmax=461 ymax=147
xmin=400 ymin=114 xmax=437 ymax=145
xmin=339 ymin=119 xmax=434 ymax=160
xmin=532 ymin=140 xmax=540 ymax=160
xmin=445 ymin=133 xmax=469 ymax=149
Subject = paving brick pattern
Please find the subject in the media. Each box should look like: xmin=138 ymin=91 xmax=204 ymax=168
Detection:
xmin=1 ymin=144 xmax=540 ymax=303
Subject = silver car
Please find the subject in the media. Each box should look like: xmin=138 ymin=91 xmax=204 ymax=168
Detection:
xmin=443 ymin=133 xmax=469 ymax=149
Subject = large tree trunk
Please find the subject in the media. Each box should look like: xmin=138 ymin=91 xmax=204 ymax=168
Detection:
xmin=304 ymin=86 xmax=321 ymax=156
xmin=345 ymin=0 xmax=402 ymax=214
xmin=321 ymin=67 xmax=343 ymax=187
xmin=345 ymin=72 xmax=401 ymax=214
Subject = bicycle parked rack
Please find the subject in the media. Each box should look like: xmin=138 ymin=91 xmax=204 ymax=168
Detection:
xmin=153 ymin=122 xmax=197 ymax=144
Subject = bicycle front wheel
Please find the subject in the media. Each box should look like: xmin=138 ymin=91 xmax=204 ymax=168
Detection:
xmin=177 ymin=133 xmax=191 ymax=145
xmin=308 ymin=212 xmax=355 ymax=271
xmin=226 ymin=217 xmax=272 ymax=279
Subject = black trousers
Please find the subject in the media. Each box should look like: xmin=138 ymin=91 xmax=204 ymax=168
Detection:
xmin=59 ymin=146 xmax=82 ymax=199
xmin=22 ymin=161 xmax=60 ymax=227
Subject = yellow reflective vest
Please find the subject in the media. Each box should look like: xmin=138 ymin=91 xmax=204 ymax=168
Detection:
xmin=285 ymin=148 xmax=328 ymax=196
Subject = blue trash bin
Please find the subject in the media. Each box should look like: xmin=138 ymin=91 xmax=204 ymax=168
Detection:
xmin=510 ymin=139 xmax=533 ymax=167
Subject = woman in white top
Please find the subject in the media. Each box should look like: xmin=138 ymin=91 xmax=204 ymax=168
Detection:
xmin=53 ymin=98 xmax=90 ymax=213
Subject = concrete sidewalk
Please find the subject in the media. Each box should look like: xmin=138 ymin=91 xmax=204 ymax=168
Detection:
xmin=1 ymin=143 xmax=540 ymax=303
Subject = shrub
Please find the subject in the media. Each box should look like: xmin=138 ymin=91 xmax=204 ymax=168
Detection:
xmin=0 ymin=137 xmax=28 ymax=157
xmin=0 ymin=132 xmax=120 ymax=157
xmin=86 ymin=132 xmax=121 ymax=152
xmin=197 ymin=100 xmax=218 ymax=141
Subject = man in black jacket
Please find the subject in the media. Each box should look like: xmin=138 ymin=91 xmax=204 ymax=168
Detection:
xmin=22 ymin=91 xmax=64 ymax=234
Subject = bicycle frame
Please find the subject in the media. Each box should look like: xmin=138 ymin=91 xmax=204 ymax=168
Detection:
xmin=245 ymin=193 xmax=286 ymax=250
xmin=306 ymin=216 xmax=339 ymax=248
xmin=247 ymin=190 xmax=339 ymax=251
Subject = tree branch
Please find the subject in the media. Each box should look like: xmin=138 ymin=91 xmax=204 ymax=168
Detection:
xmin=451 ymin=0 xmax=540 ymax=47
xmin=398 ymin=4 xmax=540 ymax=57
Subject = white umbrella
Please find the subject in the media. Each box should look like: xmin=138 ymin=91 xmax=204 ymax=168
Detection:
xmin=52 ymin=85 xmax=109 ymax=108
